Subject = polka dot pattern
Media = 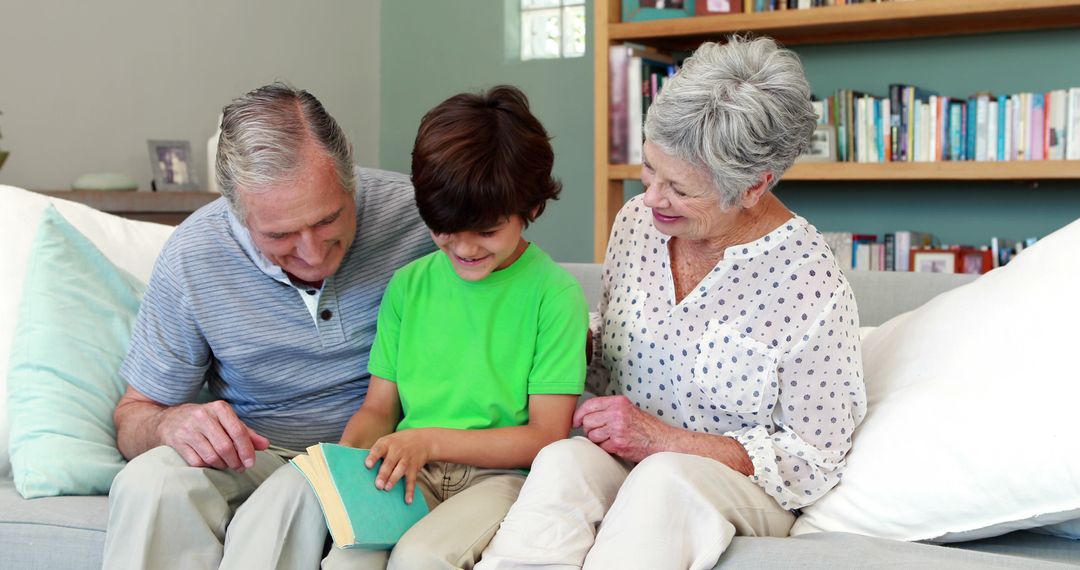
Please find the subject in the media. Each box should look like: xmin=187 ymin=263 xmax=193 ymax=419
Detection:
xmin=585 ymin=195 xmax=867 ymax=510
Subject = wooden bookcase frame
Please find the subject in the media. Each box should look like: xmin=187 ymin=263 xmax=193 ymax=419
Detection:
xmin=592 ymin=0 xmax=1080 ymax=261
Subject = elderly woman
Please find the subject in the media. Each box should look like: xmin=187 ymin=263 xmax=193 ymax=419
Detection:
xmin=477 ymin=36 xmax=866 ymax=570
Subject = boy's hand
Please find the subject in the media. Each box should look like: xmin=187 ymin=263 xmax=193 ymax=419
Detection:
xmin=365 ymin=429 xmax=431 ymax=504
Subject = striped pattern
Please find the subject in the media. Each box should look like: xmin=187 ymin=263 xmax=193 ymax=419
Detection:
xmin=121 ymin=168 xmax=435 ymax=450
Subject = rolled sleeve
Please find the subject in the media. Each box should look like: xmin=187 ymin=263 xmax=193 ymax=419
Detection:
xmin=729 ymin=281 xmax=864 ymax=510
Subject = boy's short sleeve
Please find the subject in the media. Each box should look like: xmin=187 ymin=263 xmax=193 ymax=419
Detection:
xmin=527 ymin=283 xmax=589 ymax=395
xmin=368 ymin=272 xmax=405 ymax=382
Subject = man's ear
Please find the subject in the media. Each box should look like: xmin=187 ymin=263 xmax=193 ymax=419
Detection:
xmin=738 ymin=172 xmax=774 ymax=209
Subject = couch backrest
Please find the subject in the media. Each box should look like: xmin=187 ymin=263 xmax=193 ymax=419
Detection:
xmin=560 ymin=263 xmax=978 ymax=327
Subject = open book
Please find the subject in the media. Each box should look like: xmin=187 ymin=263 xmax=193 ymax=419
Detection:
xmin=291 ymin=443 xmax=429 ymax=550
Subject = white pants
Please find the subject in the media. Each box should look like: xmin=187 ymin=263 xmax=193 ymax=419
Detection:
xmin=477 ymin=437 xmax=795 ymax=570
xmin=103 ymin=445 xmax=327 ymax=570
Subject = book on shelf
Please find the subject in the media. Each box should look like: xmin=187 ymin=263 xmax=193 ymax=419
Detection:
xmin=291 ymin=443 xmax=429 ymax=550
xmin=1067 ymin=88 xmax=1080 ymax=160
xmin=816 ymin=83 xmax=1080 ymax=163
xmin=609 ymin=44 xmax=676 ymax=165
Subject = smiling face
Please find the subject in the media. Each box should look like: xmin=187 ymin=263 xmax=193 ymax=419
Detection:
xmin=241 ymin=144 xmax=357 ymax=285
xmin=431 ymin=215 xmax=528 ymax=282
xmin=640 ymin=140 xmax=739 ymax=241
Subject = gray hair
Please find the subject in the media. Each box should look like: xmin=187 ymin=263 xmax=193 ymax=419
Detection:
xmin=643 ymin=36 xmax=817 ymax=208
xmin=215 ymin=82 xmax=355 ymax=218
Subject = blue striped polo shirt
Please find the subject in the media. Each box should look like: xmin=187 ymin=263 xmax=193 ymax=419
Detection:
xmin=120 ymin=168 xmax=436 ymax=451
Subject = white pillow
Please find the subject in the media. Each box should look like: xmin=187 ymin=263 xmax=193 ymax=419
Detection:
xmin=0 ymin=185 xmax=174 ymax=479
xmin=792 ymin=216 xmax=1080 ymax=543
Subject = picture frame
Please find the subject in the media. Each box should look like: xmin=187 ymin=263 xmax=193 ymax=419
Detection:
xmin=911 ymin=248 xmax=960 ymax=274
xmin=957 ymin=247 xmax=995 ymax=274
xmin=147 ymin=139 xmax=198 ymax=191
xmin=796 ymin=124 xmax=838 ymax=163
xmin=695 ymin=0 xmax=742 ymax=15
xmin=622 ymin=0 xmax=695 ymax=23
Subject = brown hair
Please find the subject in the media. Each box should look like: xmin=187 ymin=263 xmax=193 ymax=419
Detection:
xmin=411 ymin=85 xmax=561 ymax=234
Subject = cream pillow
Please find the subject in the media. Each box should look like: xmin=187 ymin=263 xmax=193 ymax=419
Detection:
xmin=0 ymin=185 xmax=174 ymax=479
xmin=792 ymin=217 xmax=1080 ymax=543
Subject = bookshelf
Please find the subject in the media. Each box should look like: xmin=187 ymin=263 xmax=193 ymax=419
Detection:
xmin=593 ymin=0 xmax=1080 ymax=261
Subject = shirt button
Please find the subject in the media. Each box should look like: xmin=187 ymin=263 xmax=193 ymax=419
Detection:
xmin=320 ymin=309 xmax=333 ymax=321
xmin=306 ymin=289 xmax=317 ymax=296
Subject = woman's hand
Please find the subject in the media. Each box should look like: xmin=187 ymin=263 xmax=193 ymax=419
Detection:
xmin=573 ymin=395 xmax=672 ymax=463
xmin=365 ymin=429 xmax=431 ymax=504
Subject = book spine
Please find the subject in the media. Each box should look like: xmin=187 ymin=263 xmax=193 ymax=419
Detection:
xmin=627 ymin=55 xmax=643 ymax=165
xmin=884 ymin=233 xmax=895 ymax=271
xmin=1004 ymin=96 xmax=1013 ymax=161
xmin=966 ymin=98 xmax=977 ymax=161
xmin=986 ymin=99 xmax=998 ymax=162
xmin=608 ymin=45 xmax=629 ymax=164
xmin=889 ymin=84 xmax=902 ymax=161
xmin=905 ymin=87 xmax=915 ymax=162
xmin=975 ymin=95 xmax=988 ymax=161
xmin=1031 ymin=93 xmax=1045 ymax=161
xmin=1068 ymin=88 xmax=1080 ymax=160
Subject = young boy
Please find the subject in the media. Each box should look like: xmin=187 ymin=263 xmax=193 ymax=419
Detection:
xmin=324 ymin=85 xmax=588 ymax=569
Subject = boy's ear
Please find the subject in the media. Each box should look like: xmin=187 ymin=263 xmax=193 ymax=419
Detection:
xmin=528 ymin=205 xmax=541 ymax=221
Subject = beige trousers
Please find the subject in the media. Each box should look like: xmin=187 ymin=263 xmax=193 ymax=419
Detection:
xmin=102 ymin=445 xmax=327 ymax=570
xmin=477 ymin=437 xmax=795 ymax=570
xmin=322 ymin=462 xmax=526 ymax=570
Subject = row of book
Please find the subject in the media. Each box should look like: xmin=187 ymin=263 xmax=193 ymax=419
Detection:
xmin=814 ymin=87 xmax=1080 ymax=163
xmin=608 ymin=43 xmax=678 ymax=164
xmin=747 ymin=0 xmax=888 ymax=12
xmin=822 ymin=231 xmax=1039 ymax=274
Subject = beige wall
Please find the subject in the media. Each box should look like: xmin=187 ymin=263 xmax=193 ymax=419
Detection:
xmin=0 ymin=0 xmax=380 ymax=191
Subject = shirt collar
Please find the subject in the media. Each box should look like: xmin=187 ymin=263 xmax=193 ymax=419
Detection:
xmin=226 ymin=207 xmax=293 ymax=287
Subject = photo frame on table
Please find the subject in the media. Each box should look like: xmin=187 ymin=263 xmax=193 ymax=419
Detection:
xmin=796 ymin=124 xmax=838 ymax=163
xmin=147 ymin=139 xmax=198 ymax=191
xmin=623 ymin=0 xmax=696 ymax=22
xmin=911 ymin=249 xmax=960 ymax=274
xmin=695 ymin=0 xmax=742 ymax=15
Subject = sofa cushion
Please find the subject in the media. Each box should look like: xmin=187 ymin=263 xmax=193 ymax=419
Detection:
xmin=0 ymin=185 xmax=173 ymax=480
xmin=0 ymin=478 xmax=106 ymax=569
xmin=8 ymin=206 xmax=148 ymax=497
xmin=792 ymin=217 xmax=1080 ymax=542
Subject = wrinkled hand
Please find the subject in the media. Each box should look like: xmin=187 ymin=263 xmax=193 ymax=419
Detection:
xmin=573 ymin=395 xmax=671 ymax=463
xmin=365 ymin=430 xmax=431 ymax=505
xmin=157 ymin=401 xmax=269 ymax=471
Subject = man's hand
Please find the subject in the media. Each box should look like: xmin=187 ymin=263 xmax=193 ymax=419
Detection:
xmin=365 ymin=429 xmax=432 ymax=505
xmin=573 ymin=395 xmax=672 ymax=463
xmin=156 ymin=400 xmax=270 ymax=471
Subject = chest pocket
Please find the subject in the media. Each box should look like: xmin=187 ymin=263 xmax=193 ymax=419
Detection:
xmin=683 ymin=320 xmax=776 ymax=417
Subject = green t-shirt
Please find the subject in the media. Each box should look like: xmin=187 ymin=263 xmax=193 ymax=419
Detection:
xmin=369 ymin=244 xmax=588 ymax=431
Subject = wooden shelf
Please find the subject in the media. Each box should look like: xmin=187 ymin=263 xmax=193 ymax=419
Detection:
xmin=610 ymin=0 xmax=1080 ymax=47
xmin=32 ymin=190 xmax=219 ymax=225
xmin=607 ymin=161 xmax=1080 ymax=182
xmin=592 ymin=0 xmax=1080 ymax=261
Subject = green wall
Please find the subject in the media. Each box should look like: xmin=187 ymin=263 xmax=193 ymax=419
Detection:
xmin=382 ymin=6 xmax=1080 ymax=260
xmin=380 ymin=0 xmax=594 ymax=262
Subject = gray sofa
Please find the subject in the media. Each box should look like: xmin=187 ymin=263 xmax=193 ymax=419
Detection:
xmin=2 ymin=266 xmax=1078 ymax=569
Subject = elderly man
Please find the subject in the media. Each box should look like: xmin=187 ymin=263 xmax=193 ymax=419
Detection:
xmin=102 ymin=83 xmax=434 ymax=569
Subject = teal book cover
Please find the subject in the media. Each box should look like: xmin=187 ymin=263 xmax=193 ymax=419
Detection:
xmin=292 ymin=443 xmax=429 ymax=550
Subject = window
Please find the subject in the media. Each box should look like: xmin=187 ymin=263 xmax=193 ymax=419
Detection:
xmin=520 ymin=0 xmax=586 ymax=61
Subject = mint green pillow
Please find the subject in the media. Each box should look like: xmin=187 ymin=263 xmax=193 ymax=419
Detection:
xmin=8 ymin=205 xmax=145 ymax=498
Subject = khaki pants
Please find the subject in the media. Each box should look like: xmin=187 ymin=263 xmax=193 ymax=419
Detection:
xmin=103 ymin=445 xmax=327 ymax=570
xmin=323 ymin=462 xmax=526 ymax=570
xmin=478 ymin=437 xmax=795 ymax=570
